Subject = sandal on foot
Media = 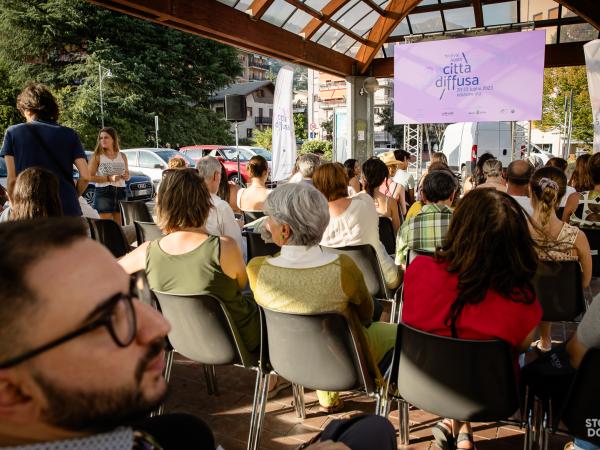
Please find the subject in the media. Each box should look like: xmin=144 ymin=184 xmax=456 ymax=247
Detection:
xmin=318 ymin=398 xmax=344 ymax=414
xmin=531 ymin=339 xmax=552 ymax=352
xmin=267 ymin=380 xmax=291 ymax=400
xmin=431 ymin=421 xmax=454 ymax=450
xmin=456 ymin=432 xmax=475 ymax=450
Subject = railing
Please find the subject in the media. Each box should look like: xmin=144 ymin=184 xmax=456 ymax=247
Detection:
xmin=248 ymin=57 xmax=270 ymax=70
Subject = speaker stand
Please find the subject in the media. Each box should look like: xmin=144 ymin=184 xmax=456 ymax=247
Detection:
xmin=234 ymin=121 xmax=245 ymax=188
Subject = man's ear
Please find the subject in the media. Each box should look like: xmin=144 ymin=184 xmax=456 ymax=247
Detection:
xmin=0 ymin=372 xmax=41 ymax=425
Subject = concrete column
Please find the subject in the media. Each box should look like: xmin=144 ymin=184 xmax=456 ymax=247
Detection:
xmin=345 ymin=76 xmax=375 ymax=163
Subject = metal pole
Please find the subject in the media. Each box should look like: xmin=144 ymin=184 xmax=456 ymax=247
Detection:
xmin=566 ymin=90 xmax=574 ymax=159
xmin=527 ymin=120 xmax=532 ymax=157
xmin=154 ymin=115 xmax=159 ymax=148
xmin=99 ymin=64 xmax=105 ymax=128
xmin=561 ymin=95 xmax=568 ymax=159
xmin=235 ymin=121 xmax=242 ymax=187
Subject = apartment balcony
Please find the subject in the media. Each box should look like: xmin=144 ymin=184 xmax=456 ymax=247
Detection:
xmin=248 ymin=57 xmax=270 ymax=70
xmin=255 ymin=116 xmax=272 ymax=125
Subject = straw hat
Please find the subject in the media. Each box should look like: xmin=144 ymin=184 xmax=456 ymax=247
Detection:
xmin=379 ymin=151 xmax=402 ymax=166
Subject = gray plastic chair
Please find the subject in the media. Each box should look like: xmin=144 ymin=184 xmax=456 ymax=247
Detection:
xmin=580 ymin=227 xmax=600 ymax=278
xmin=378 ymin=216 xmax=396 ymax=255
xmin=152 ymin=292 xmax=260 ymax=450
xmin=134 ymin=221 xmax=163 ymax=245
xmin=406 ymin=248 xmax=435 ymax=266
xmin=249 ymin=305 xmax=385 ymax=450
xmin=384 ymin=323 xmax=520 ymax=445
xmin=242 ymin=210 xmax=265 ymax=224
xmin=87 ymin=218 xmax=130 ymax=258
xmin=322 ymin=244 xmax=400 ymax=322
xmin=534 ymin=260 xmax=586 ymax=322
xmin=120 ymin=200 xmax=153 ymax=226
xmin=243 ymin=230 xmax=279 ymax=260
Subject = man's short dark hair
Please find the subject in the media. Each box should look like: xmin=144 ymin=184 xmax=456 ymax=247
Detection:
xmin=507 ymin=160 xmax=534 ymax=186
xmin=17 ymin=83 xmax=60 ymax=122
xmin=0 ymin=218 xmax=87 ymax=358
xmin=393 ymin=150 xmax=411 ymax=162
xmin=422 ymin=171 xmax=457 ymax=203
xmin=546 ymin=157 xmax=568 ymax=172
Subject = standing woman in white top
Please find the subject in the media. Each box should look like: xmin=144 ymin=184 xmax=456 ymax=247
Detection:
xmin=237 ymin=155 xmax=270 ymax=212
xmin=88 ymin=127 xmax=129 ymax=223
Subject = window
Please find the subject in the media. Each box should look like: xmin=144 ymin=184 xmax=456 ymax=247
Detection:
xmin=532 ymin=12 xmax=543 ymax=21
xmin=139 ymin=152 xmax=163 ymax=169
xmin=547 ymin=7 xmax=558 ymax=20
xmin=269 ymin=109 xmax=273 ymax=117
xmin=247 ymin=128 xmax=253 ymax=138
xmin=258 ymin=107 xmax=263 ymax=118
xmin=256 ymin=89 xmax=264 ymax=98
xmin=247 ymin=107 xmax=253 ymax=118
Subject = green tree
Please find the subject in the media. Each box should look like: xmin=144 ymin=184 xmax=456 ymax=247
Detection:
xmin=539 ymin=66 xmax=593 ymax=146
xmin=252 ymin=127 xmax=272 ymax=151
xmin=0 ymin=62 xmax=21 ymax=137
xmin=294 ymin=112 xmax=307 ymax=141
xmin=375 ymin=106 xmax=403 ymax=145
xmin=0 ymin=0 xmax=241 ymax=148
xmin=321 ymin=116 xmax=333 ymax=141
xmin=300 ymin=139 xmax=332 ymax=161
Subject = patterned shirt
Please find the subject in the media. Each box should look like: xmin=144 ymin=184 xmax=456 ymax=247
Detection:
xmin=395 ymin=203 xmax=453 ymax=266
xmin=569 ymin=190 xmax=600 ymax=227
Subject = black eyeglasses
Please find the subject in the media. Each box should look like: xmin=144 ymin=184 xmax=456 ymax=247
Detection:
xmin=0 ymin=272 xmax=150 ymax=369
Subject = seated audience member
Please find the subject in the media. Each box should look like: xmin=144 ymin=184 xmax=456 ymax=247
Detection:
xmin=217 ymin=162 xmax=242 ymax=214
xmin=569 ymin=153 xmax=593 ymax=193
xmin=0 ymin=218 xmax=396 ymax=450
xmin=237 ymin=155 xmax=270 ymax=212
xmin=289 ymin=153 xmax=320 ymax=184
xmin=362 ymin=157 xmax=401 ymax=233
xmin=406 ymin=162 xmax=455 ymax=220
xmin=506 ymin=159 xmax=534 ymax=216
xmin=392 ymin=149 xmax=415 ymax=204
xmin=344 ymin=158 xmax=361 ymax=195
xmin=168 ymin=156 xmax=187 ymax=169
xmin=247 ymin=183 xmax=397 ymax=413
xmin=196 ymin=156 xmax=243 ymax=249
xmin=395 ymin=170 xmax=457 ymax=267
xmin=546 ymin=157 xmax=577 ymax=211
xmin=476 ymin=159 xmax=506 ymax=191
xmin=119 ymin=168 xmax=259 ymax=353
xmin=403 ymin=188 xmax=542 ymax=450
xmin=463 ymin=152 xmax=496 ymax=193
xmin=529 ymin=167 xmax=592 ymax=352
xmin=567 ymin=152 xmax=600 ymax=227
xmin=379 ymin=152 xmax=407 ymax=211
xmin=315 ymin=163 xmax=401 ymax=290
xmin=416 ymin=152 xmax=449 ymax=198
xmin=0 ymin=167 xmax=62 ymax=222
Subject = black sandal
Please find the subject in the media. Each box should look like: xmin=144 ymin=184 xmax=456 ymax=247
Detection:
xmin=431 ymin=421 xmax=455 ymax=450
xmin=456 ymin=432 xmax=476 ymax=450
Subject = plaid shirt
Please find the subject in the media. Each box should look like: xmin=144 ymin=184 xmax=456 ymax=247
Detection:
xmin=395 ymin=203 xmax=453 ymax=266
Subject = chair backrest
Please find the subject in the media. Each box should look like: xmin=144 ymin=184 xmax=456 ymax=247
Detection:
xmin=378 ymin=216 xmax=396 ymax=255
xmin=322 ymin=244 xmax=388 ymax=298
xmin=406 ymin=248 xmax=435 ymax=266
xmin=242 ymin=210 xmax=265 ymax=224
xmin=87 ymin=218 xmax=130 ymax=258
xmin=394 ymin=323 xmax=518 ymax=422
xmin=561 ymin=349 xmax=600 ymax=445
xmin=533 ymin=260 xmax=585 ymax=322
xmin=259 ymin=307 xmax=374 ymax=394
xmin=120 ymin=200 xmax=153 ymax=226
xmin=134 ymin=221 xmax=164 ymax=246
xmin=153 ymin=291 xmax=256 ymax=368
xmin=243 ymin=231 xmax=279 ymax=260
xmin=580 ymin=227 xmax=600 ymax=278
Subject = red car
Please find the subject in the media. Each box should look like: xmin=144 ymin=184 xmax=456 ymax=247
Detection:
xmin=180 ymin=145 xmax=252 ymax=184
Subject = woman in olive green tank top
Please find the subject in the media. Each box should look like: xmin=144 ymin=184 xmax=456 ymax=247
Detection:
xmin=119 ymin=168 xmax=259 ymax=352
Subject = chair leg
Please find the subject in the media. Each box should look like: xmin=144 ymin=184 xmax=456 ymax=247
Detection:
xmin=398 ymin=399 xmax=410 ymax=446
xmin=203 ymin=365 xmax=214 ymax=396
xmin=250 ymin=372 xmax=270 ymax=450
xmin=390 ymin=300 xmax=397 ymax=324
xmin=151 ymin=349 xmax=174 ymax=417
xmin=210 ymin=365 xmax=219 ymax=396
xmin=292 ymin=384 xmax=306 ymax=419
xmin=247 ymin=370 xmax=264 ymax=450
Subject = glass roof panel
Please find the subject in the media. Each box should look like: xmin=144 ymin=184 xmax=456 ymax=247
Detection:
xmin=318 ymin=25 xmax=345 ymax=48
xmin=389 ymin=17 xmax=410 ymax=37
xmin=332 ymin=0 xmax=361 ymax=21
xmin=443 ymin=7 xmax=475 ymax=30
xmin=379 ymin=0 xmax=390 ymax=7
xmin=310 ymin=24 xmax=330 ymax=42
xmin=283 ymin=9 xmax=314 ymax=33
xmin=346 ymin=41 xmax=362 ymax=58
xmin=304 ymin=0 xmax=329 ymax=11
xmin=332 ymin=34 xmax=357 ymax=54
xmin=262 ymin=0 xmax=296 ymax=26
xmin=418 ymin=0 xmax=438 ymax=5
xmin=375 ymin=48 xmax=384 ymax=59
xmin=349 ymin=10 xmax=380 ymax=36
xmin=217 ymin=0 xmax=237 ymax=7
xmin=408 ymin=11 xmax=443 ymax=34
xmin=560 ymin=23 xmax=599 ymax=43
xmin=337 ymin=2 xmax=373 ymax=29
xmin=233 ymin=0 xmax=253 ymax=12
xmin=561 ymin=4 xmax=577 ymax=18
xmin=483 ymin=1 xmax=517 ymax=26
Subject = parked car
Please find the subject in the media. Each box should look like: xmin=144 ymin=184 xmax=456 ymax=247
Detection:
xmin=80 ymin=152 xmax=155 ymax=206
xmin=121 ymin=148 xmax=195 ymax=189
xmin=179 ymin=145 xmax=225 ymax=163
xmin=236 ymin=145 xmax=272 ymax=162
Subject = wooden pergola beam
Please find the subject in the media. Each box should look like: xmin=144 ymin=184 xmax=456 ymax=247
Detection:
xmin=246 ymin=0 xmax=274 ymax=19
xmin=300 ymin=0 xmax=350 ymax=40
xmin=555 ymin=0 xmax=600 ymax=31
xmin=472 ymin=0 xmax=483 ymax=27
xmin=87 ymin=0 xmax=356 ymax=77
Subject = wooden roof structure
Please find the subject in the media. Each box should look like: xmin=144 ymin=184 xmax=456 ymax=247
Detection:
xmin=88 ymin=0 xmax=599 ymax=77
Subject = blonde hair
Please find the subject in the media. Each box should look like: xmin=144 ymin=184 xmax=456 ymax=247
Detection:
xmin=168 ymin=157 xmax=187 ymax=169
xmin=530 ymin=166 xmax=566 ymax=233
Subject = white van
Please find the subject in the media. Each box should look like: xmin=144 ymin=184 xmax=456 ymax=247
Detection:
xmin=439 ymin=122 xmax=553 ymax=173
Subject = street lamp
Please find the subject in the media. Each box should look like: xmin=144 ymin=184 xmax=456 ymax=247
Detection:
xmin=98 ymin=64 xmax=112 ymax=128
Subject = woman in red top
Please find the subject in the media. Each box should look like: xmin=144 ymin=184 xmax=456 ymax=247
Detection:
xmin=403 ymin=188 xmax=542 ymax=450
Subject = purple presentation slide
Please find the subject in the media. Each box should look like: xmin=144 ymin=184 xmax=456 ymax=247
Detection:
xmin=393 ymin=30 xmax=545 ymax=124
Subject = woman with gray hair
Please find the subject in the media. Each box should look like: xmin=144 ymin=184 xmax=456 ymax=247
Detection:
xmin=247 ymin=182 xmax=397 ymax=413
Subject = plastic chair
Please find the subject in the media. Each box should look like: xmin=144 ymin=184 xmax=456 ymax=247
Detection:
xmin=87 ymin=218 xmax=130 ymax=258
xmin=250 ymin=306 xmax=386 ymax=450
xmin=378 ymin=216 xmax=396 ymax=255
xmin=384 ymin=323 xmax=521 ymax=445
xmin=120 ymin=200 xmax=153 ymax=226
xmin=406 ymin=248 xmax=435 ymax=267
xmin=242 ymin=210 xmax=265 ymax=224
xmin=580 ymin=227 xmax=600 ymax=278
xmin=243 ymin=230 xmax=279 ymax=261
xmin=152 ymin=292 xmax=260 ymax=450
xmin=134 ymin=221 xmax=164 ymax=246
xmin=322 ymin=244 xmax=399 ymax=323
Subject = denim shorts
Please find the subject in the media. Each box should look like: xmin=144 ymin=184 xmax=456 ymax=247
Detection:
xmin=93 ymin=185 xmax=126 ymax=213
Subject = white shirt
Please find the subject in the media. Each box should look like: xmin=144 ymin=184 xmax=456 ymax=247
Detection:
xmin=268 ymin=245 xmax=337 ymax=269
xmin=561 ymin=185 xmax=577 ymax=208
xmin=511 ymin=195 xmax=534 ymax=216
xmin=205 ymin=193 xmax=243 ymax=250
xmin=392 ymin=169 xmax=415 ymax=191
